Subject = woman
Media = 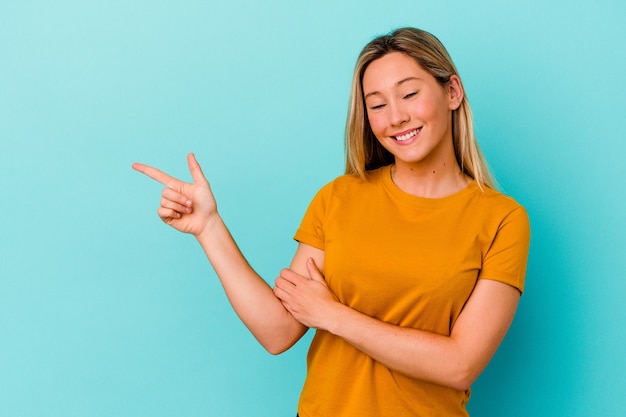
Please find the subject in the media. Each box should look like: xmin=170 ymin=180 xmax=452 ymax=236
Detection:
xmin=133 ymin=27 xmax=530 ymax=417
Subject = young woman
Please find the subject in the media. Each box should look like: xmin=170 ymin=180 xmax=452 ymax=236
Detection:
xmin=133 ymin=27 xmax=530 ymax=417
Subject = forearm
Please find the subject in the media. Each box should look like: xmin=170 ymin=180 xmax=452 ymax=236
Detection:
xmin=195 ymin=214 xmax=305 ymax=354
xmin=328 ymin=304 xmax=472 ymax=390
xmin=325 ymin=279 xmax=519 ymax=390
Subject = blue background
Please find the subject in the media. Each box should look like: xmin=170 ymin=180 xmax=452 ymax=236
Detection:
xmin=1 ymin=1 xmax=624 ymax=416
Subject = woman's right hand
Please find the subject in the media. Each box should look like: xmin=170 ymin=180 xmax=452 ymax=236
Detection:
xmin=132 ymin=153 xmax=217 ymax=236
xmin=134 ymin=152 xmax=311 ymax=353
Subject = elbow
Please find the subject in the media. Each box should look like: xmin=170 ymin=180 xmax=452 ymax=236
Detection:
xmin=255 ymin=318 xmax=308 ymax=355
xmin=260 ymin=334 xmax=300 ymax=356
xmin=265 ymin=342 xmax=290 ymax=356
xmin=447 ymin=363 xmax=481 ymax=391
xmin=449 ymin=375 xmax=474 ymax=392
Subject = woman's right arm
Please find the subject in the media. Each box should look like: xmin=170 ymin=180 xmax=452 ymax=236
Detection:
xmin=132 ymin=153 xmax=313 ymax=354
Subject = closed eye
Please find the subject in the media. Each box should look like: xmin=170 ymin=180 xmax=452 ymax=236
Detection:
xmin=403 ymin=92 xmax=417 ymax=99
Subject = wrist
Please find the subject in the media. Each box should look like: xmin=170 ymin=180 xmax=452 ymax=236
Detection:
xmin=325 ymin=301 xmax=349 ymax=336
xmin=194 ymin=212 xmax=222 ymax=241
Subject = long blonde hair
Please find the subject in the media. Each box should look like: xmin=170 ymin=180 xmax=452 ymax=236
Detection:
xmin=345 ymin=27 xmax=496 ymax=189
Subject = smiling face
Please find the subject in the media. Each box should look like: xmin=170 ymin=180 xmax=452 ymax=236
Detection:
xmin=362 ymin=52 xmax=463 ymax=173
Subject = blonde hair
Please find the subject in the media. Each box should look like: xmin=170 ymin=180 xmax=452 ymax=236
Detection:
xmin=345 ymin=27 xmax=496 ymax=189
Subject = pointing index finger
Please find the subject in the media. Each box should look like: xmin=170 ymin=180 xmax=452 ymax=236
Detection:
xmin=132 ymin=162 xmax=183 ymax=189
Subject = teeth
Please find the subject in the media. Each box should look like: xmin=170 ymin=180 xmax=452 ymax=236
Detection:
xmin=394 ymin=128 xmax=420 ymax=141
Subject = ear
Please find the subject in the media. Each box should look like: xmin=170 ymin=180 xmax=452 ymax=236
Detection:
xmin=447 ymin=75 xmax=464 ymax=110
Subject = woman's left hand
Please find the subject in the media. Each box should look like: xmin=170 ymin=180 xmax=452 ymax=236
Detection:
xmin=273 ymin=258 xmax=340 ymax=330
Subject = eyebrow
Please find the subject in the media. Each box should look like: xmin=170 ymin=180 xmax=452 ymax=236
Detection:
xmin=364 ymin=77 xmax=423 ymax=100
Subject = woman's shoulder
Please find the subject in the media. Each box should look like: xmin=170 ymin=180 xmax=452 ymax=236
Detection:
xmin=308 ymin=169 xmax=384 ymax=206
xmin=472 ymin=185 xmax=529 ymax=225
xmin=478 ymin=185 xmax=524 ymax=208
xmin=322 ymin=167 xmax=385 ymax=190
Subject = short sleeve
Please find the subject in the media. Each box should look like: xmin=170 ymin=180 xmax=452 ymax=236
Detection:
xmin=478 ymin=206 xmax=531 ymax=293
xmin=293 ymin=182 xmax=333 ymax=250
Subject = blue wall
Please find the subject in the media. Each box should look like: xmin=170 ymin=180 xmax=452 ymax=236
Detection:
xmin=1 ymin=1 xmax=624 ymax=416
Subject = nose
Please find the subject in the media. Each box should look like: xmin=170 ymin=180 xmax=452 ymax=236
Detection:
xmin=388 ymin=101 xmax=409 ymax=126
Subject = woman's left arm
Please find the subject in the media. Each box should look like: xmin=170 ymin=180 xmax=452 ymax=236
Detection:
xmin=274 ymin=258 xmax=520 ymax=391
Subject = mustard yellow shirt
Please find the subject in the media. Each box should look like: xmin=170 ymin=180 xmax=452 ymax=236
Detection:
xmin=293 ymin=165 xmax=530 ymax=417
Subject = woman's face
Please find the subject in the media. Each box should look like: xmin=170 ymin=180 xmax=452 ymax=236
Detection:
xmin=362 ymin=52 xmax=462 ymax=170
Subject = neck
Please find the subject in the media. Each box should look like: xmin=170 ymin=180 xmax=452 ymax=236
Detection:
xmin=390 ymin=159 xmax=471 ymax=198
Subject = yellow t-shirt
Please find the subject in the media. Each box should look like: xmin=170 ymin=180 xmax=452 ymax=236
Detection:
xmin=293 ymin=165 xmax=530 ymax=417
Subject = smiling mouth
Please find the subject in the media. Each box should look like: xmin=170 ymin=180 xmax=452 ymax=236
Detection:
xmin=393 ymin=127 xmax=421 ymax=142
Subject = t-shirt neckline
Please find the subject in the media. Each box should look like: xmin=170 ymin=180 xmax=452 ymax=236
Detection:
xmin=379 ymin=164 xmax=479 ymax=209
